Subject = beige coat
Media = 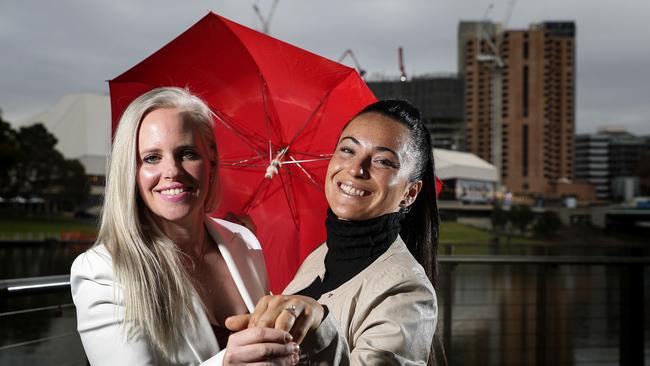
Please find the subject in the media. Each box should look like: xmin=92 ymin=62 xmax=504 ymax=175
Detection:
xmin=283 ymin=236 xmax=437 ymax=365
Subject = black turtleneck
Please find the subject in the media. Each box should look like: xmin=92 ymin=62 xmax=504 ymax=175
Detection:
xmin=297 ymin=209 xmax=404 ymax=300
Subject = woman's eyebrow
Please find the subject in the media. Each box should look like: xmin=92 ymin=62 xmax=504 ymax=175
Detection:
xmin=139 ymin=144 xmax=197 ymax=155
xmin=375 ymin=146 xmax=399 ymax=160
xmin=339 ymin=136 xmax=400 ymax=159
xmin=175 ymin=144 xmax=198 ymax=150
xmin=339 ymin=136 xmax=360 ymax=145
xmin=139 ymin=147 xmax=161 ymax=155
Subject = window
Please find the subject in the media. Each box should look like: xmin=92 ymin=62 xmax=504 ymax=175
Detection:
xmin=523 ymin=124 xmax=529 ymax=177
xmin=523 ymin=41 xmax=529 ymax=59
xmin=523 ymin=66 xmax=529 ymax=117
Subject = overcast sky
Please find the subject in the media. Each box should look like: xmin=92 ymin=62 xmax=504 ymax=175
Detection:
xmin=1 ymin=0 xmax=649 ymax=134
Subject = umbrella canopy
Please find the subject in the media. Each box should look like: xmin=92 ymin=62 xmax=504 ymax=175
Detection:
xmin=109 ymin=12 xmax=376 ymax=292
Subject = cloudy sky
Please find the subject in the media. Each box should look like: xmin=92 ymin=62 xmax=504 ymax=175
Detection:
xmin=1 ymin=0 xmax=649 ymax=134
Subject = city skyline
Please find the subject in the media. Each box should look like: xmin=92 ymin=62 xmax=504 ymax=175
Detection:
xmin=1 ymin=0 xmax=649 ymax=135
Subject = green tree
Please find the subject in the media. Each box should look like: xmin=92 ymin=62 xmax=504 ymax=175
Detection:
xmin=0 ymin=110 xmax=20 ymax=196
xmin=508 ymin=204 xmax=534 ymax=235
xmin=12 ymin=123 xmax=62 ymax=197
xmin=491 ymin=202 xmax=508 ymax=233
xmin=532 ymin=211 xmax=562 ymax=238
xmin=0 ymin=116 xmax=89 ymax=212
xmin=56 ymin=159 xmax=90 ymax=210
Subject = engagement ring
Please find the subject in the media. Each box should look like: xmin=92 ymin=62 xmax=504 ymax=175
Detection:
xmin=284 ymin=305 xmax=298 ymax=319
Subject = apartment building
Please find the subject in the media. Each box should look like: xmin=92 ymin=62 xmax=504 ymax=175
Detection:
xmin=460 ymin=21 xmax=575 ymax=196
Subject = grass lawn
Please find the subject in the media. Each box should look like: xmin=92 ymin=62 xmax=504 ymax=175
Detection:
xmin=440 ymin=221 xmax=492 ymax=245
xmin=439 ymin=221 xmax=549 ymax=255
xmin=1 ymin=216 xmax=548 ymax=254
xmin=0 ymin=216 xmax=97 ymax=239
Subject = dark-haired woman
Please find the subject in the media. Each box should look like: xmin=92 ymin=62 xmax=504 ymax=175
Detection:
xmin=227 ymin=100 xmax=443 ymax=365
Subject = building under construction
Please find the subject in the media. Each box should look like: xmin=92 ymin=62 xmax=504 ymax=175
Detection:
xmin=366 ymin=75 xmax=465 ymax=151
xmin=459 ymin=21 xmax=576 ymax=197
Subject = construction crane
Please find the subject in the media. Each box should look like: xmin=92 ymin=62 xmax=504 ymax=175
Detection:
xmin=476 ymin=0 xmax=516 ymax=183
xmin=398 ymin=47 xmax=407 ymax=82
xmin=338 ymin=49 xmax=366 ymax=78
xmin=476 ymin=0 xmax=515 ymax=66
xmin=252 ymin=0 xmax=279 ymax=35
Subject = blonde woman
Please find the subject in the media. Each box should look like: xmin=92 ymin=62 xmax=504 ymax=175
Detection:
xmin=71 ymin=87 xmax=299 ymax=365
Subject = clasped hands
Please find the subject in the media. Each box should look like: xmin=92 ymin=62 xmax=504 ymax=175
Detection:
xmin=222 ymin=294 xmax=325 ymax=365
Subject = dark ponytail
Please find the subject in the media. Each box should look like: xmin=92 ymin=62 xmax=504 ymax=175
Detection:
xmin=355 ymin=100 xmax=446 ymax=366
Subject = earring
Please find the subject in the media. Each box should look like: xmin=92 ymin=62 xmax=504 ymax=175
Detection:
xmin=399 ymin=199 xmax=412 ymax=214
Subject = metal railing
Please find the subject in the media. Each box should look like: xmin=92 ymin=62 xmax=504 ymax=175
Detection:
xmin=0 ymin=274 xmax=82 ymax=365
xmin=0 ymin=275 xmax=70 ymax=297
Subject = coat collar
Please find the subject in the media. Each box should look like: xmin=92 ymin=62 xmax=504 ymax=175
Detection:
xmin=184 ymin=216 xmax=268 ymax=362
xmin=204 ymin=216 xmax=266 ymax=313
xmin=283 ymin=236 xmax=409 ymax=295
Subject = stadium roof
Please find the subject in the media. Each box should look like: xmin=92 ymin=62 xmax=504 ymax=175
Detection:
xmin=433 ymin=148 xmax=498 ymax=182
xmin=21 ymin=93 xmax=110 ymax=176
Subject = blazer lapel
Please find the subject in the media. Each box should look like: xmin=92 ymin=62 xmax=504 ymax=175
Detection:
xmin=183 ymin=296 xmax=221 ymax=360
xmin=283 ymin=244 xmax=327 ymax=295
xmin=182 ymin=217 xmax=269 ymax=363
xmin=205 ymin=217 xmax=267 ymax=313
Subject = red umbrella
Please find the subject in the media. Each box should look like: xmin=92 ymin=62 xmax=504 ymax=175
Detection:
xmin=109 ymin=12 xmax=376 ymax=292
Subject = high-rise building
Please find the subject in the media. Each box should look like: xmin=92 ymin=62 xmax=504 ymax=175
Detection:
xmin=457 ymin=21 xmax=498 ymax=76
xmin=574 ymin=134 xmax=610 ymax=200
xmin=574 ymin=127 xmax=650 ymax=201
xmin=460 ymin=21 xmax=576 ymax=196
xmin=366 ymin=75 xmax=465 ymax=150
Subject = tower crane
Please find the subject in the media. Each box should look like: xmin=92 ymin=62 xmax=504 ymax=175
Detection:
xmin=476 ymin=0 xmax=515 ymax=66
xmin=338 ymin=49 xmax=366 ymax=78
xmin=476 ymin=0 xmax=516 ymax=183
xmin=398 ymin=47 xmax=407 ymax=82
xmin=252 ymin=0 xmax=279 ymax=35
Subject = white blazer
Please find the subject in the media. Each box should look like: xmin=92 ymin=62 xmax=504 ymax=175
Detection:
xmin=70 ymin=217 xmax=269 ymax=366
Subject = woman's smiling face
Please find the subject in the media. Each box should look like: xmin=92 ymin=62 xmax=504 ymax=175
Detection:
xmin=136 ymin=107 xmax=213 ymax=228
xmin=325 ymin=112 xmax=421 ymax=221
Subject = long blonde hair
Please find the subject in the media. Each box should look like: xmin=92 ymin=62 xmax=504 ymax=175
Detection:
xmin=97 ymin=87 xmax=217 ymax=358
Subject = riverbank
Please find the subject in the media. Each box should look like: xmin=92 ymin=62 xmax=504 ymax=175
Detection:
xmin=0 ymin=216 xmax=97 ymax=240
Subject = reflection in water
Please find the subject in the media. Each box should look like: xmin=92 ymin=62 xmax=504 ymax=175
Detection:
xmin=1 ymin=240 xmax=90 ymax=279
xmin=0 ymin=306 xmax=84 ymax=366
xmin=1 ymin=241 xmax=649 ymax=365
xmin=440 ymin=264 xmax=649 ymax=366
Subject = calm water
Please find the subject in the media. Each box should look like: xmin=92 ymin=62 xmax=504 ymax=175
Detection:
xmin=438 ymin=263 xmax=650 ymax=365
xmin=1 ymin=241 xmax=648 ymax=366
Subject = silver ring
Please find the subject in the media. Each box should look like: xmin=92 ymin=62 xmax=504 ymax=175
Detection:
xmin=284 ymin=305 xmax=298 ymax=319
